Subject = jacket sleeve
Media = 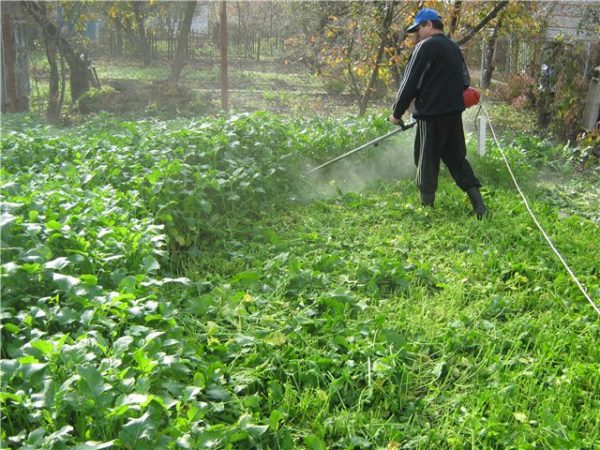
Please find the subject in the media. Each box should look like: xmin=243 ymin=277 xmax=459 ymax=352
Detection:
xmin=392 ymin=40 xmax=430 ymax=119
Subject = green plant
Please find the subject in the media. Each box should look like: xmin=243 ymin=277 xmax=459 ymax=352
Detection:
xmin=503 ymin=73 xmax=536 ymax=108
xmin=322 ymin=78 xmax=347 ymax=96
xmin=77 ymin=86 xmax=120 ymax=114
xmin=2 ymin=110 xmax=598 ymax=449
xmin=537 ymin=37 xmax=589 ymax=141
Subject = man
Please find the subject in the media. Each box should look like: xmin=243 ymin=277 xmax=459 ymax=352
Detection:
xmin=389 ymin=8 xmax=486 ymax=219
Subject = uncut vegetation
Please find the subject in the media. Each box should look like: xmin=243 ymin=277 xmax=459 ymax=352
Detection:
xmin=1 ymin=110 xmax=599 ymax=449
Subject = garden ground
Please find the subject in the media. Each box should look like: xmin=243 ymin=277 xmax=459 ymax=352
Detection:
xmin=2 ymin=66 xmax=600 ymax=448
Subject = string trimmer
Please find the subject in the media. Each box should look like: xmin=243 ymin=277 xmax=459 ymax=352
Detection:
xmin=305 ymin=121 xmax=416 ymax=175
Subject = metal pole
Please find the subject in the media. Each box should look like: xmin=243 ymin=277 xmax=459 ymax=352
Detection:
xmin=306 ymin=122 xmax=416 ymax=175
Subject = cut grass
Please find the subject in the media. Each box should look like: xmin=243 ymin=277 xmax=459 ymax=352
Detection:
xmin=178 ymin=169 xmax=600 ymax=448
xmin=3 ymin=111 xmax=597 ymax=449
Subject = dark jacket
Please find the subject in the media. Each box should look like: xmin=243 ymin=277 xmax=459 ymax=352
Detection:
xmin=393 ymin=34 xmax=470 ymax=119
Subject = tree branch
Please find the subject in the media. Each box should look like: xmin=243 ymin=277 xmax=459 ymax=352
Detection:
xmin=455 ymin=1 xmax=509 ymax=46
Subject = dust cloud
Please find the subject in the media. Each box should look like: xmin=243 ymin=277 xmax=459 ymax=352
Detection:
xmin=297 ymin=128 xmax=417 ymax=201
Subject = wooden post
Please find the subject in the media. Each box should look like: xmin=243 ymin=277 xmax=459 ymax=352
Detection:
xmin=220 ymin=1 xmax=228 ymax=111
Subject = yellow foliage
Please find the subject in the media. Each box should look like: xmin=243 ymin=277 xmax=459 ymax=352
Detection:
xmin=355 ymin=65 xmax=368 ymax=78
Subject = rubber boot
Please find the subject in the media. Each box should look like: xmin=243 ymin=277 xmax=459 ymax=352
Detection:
xmin=466 ymin=187 xmax=486 ymax=220
xmin=420 ymin=192 xmax=435 ymax=207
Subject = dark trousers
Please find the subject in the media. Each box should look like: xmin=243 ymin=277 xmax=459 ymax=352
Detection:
xmin=414 ymin=112 xmax=481 ymax=194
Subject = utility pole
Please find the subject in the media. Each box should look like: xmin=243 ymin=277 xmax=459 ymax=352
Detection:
xmin=220 ymin=1 xmax=228 ymax=111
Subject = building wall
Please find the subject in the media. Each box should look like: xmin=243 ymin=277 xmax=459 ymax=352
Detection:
xmin=543 ymin=1 xmax=599 ymax=42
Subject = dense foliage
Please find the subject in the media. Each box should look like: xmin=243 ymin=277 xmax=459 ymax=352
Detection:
xmin=2 ymin=111 xmax=599 ymax=449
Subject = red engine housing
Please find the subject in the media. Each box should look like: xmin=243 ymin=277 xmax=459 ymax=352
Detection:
xmin=463 ymin=87 xmax=480 ymax=109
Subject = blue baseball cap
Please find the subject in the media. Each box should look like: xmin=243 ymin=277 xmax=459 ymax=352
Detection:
xmin=406 ymin=8 xmax=442 ymax=33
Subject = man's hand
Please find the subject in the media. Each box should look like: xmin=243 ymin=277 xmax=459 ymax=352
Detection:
xmin=389 ymin=115 xmax=404 ymax=127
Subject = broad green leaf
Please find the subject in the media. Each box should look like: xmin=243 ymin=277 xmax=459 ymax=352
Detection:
xmin=72 ymin=440 xmax=117 ymax=450
xmin=79 ymin=365 xmax=106 ymax=399
xmin=30 ymin=340 xmax=55 ymax=357
xmin=0 ymin=392 xmax=24 ymax=404
xmin=112 ymin=336 xmax=134 ymax=355
xmin=304 ymin=434 xmax=327 ymax=450
xmin=2 ymin=323 xmax=20 ymax=334
xmin=19 ymin=358 xmax=47 ymax=377
xmin=45 ymin=425 xmax=73 ymax=445
xmin=121 ymin=393 xmax=152 ymax=406
xmin=0 ymin=213 xmax=16 ymax=229
xmin=119 ymin=412 xmax=155 ymax=447
xmin=205 ymin=385 xmax=230 ymax=401
xmin=2 ymin=262 xmax=20 ymax=274
xmin=142 ymin=331 xmax=165 ymax=345
xmin=53 ymin=273 xmax=81 ymax=290
xmin=142 ymin=256 xmax=160 ymax=273
xmin=0 ymin=359 xmax=19 ymax=378
xmin=44 ymin=257 xmax=70 ymax=270
xmin=133 ymin=349 xmax=159 ymax=373
xmin=269 ymin=409 xmax=284 ymax=431
xmin=181 ymin=386 xmax=201 ymax=402
xmin=244 ymin=423 xmax=268 ymax=438
xmin=45 ymin=220 xmax=63 ymax=230
xmin=22 ymin=263 xmax=42 ymax=274
xmin=79 ymin=274 xmax=98 ymax=286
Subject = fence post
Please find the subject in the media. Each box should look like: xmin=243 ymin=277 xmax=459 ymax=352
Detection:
xmin=478 ymin=110 xmax=487 ymax=156
xmin=478 ymin=36 xmax=487 ymax=156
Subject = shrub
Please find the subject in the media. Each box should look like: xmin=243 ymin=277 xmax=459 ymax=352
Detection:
xmin=503 ymin=73 xmax=536 ymax=107
xmin=77 ymin=86 xmax=120 ymax=114
xmin=322 ymin=77 xmax=346 ymax=96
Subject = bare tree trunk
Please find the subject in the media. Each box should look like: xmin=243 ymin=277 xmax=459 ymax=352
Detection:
xmin=44 ymin=20 xmax=61 ymax=123
xmin=220 ymin=1 xmax=228 ymax=111
xmin=1 ymin=2 xmax=29 ymax=112
xmin=58 ymin=52 xmax=66 ymax=115
xmin=257 ymin=32 xmax=261 ymax=62
xmin=481 ymin=16 xmax=502 ymax=90
xmin=132 ymin=2 xmax=152 ymax=65
xmin=2 ymin=11 xmax=20 ymax=112
xmin=358 ymin=2 xmax=394 ymax=116
xmin=115 ymin=18 xmax=123 ymax=56
xmin=169 ymin=1 xmax=197 ymax=82
xmin=23 ymin=1 xmax=91 ymax=104
xmin=236 ymin=1 xmax=242 ymax=56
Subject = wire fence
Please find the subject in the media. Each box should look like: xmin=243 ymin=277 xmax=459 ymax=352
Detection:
xmin=11 ymin=17 xmax=600 ymax=121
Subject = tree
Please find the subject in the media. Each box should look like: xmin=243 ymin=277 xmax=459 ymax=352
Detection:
xmin=357 ymin=1 xmax=395 ymax=116
xmin=168 ymin=1 xmax=197 ymax=82
xmin=480 ymin=14 xmax=502 ymax=90
xmin=105 ymin=1 xmax=156 ymax=66
xmin=461 ymin=1 xmax=541 ymax=89
xmin=454 ymin=1 xmax=509 ymax=46
xmin=447 ymin=1 xmax=463 ymax=38
xmin=22 ymin=1 xmax=93 ymax=113
xmin=1 ymin=1 xmax=30 ymax=113
xmin=41 ymin=3 xmax=61 ymax=123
